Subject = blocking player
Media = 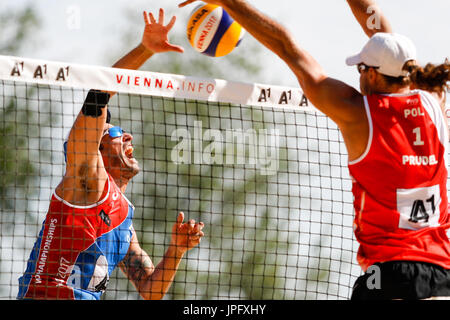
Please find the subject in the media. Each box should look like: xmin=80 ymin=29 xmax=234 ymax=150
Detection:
xmin=179 ymin=0 xmax=450 ymax=299
xmin=18 ymin=8 xmax=204 ymax=300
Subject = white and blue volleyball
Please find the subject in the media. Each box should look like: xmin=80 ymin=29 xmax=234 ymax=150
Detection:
xmin=187 ymin=3 xmax=245 ymax=57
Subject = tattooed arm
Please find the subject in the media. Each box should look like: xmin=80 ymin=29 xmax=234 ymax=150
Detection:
xmin=119 ymin=212 xmax=204 ymax=300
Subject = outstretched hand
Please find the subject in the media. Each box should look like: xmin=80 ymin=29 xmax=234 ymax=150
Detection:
xmin=141 ymin=8 xmax=184 ymax=54
xmin=171 ymin=212 xmax=205 ymax=254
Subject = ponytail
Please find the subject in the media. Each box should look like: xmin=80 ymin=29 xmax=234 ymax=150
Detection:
xmin=380 ymin=59 xmax=449 ymax=94
xmin=404 ymin=59 xmax=450 ymax=94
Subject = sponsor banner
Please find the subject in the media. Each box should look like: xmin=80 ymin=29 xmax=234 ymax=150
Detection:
xmin=0 ymin=55 xmax=314 ymax=111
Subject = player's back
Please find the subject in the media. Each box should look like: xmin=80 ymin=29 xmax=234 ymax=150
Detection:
xmin=348 ymin=89 xmax=450 ymax=271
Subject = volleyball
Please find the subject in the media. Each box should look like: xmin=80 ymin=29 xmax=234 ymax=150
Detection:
xmin=186 ymin=3 xmax=245 ymax=57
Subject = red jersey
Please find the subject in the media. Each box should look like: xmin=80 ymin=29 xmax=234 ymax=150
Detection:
xmin=18 ymin=174 xmax=135 ymax=300
xmin=348 ymin=90 xmax=450 ymax=271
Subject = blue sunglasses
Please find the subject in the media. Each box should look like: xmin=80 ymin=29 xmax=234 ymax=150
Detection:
xmin=104 ymin=126 xmax=124 ymax=138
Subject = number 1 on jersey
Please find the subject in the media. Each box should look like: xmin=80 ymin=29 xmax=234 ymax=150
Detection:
xmin=412 ymin=127 xmax=424 ymax=146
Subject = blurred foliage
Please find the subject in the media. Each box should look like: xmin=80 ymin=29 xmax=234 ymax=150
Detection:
xmin=0 ymin=5 xmax=43 ymax=210
xmin=102 ymin=93 xmax=318 ymax=300
xmin=0 ymin=6 xmax=40 ymax=55
xmin=100 ymin=2 xmax=340 ymax=301
xmin=0 ymin=4 xmax=49 ymax=300
xmin=0 ymin=99 xmax=36 ymax=210
xmin=100 ymin=1 xmax=299 ymax=301
xmin=0 ymin=2 xmax=348 ymax=300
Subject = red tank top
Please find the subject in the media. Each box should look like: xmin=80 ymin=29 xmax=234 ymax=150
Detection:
xmin=348 ymin=90 xmax=450 ymax=271
xmin=18 ymin=173 xmax=134 ymax=299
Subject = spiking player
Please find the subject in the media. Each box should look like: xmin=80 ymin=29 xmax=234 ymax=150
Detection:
xmin=18 ymin=8 xmax=204 ymax=300
xmin=179 ymin=0 xmax=450 ymax=299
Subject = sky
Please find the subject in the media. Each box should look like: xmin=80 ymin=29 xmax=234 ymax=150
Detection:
xmin=5 ymin=0 xmax=450 ymax=90
xmin=0 ymin=0 xmax=448 ymax=300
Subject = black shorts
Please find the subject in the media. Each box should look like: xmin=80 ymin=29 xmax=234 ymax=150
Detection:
xmin=351 ymin=261 xmax=450 ymax=300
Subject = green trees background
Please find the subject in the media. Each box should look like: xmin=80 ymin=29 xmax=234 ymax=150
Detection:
xmin=99 ymin=4 xmax=307 ymax=300
xmin=0 ymin=4 xmax=55 ymax=298
xmin=0 ymin=2 xmax=358 ymax=300
xmin=0 ymin=6 xmax=40 ymax=209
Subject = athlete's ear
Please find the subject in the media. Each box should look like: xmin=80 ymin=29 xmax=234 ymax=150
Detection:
xmin=99 ymin=143 xmax=104 ymax=151
xmin=368 ymin=68 xmax=379 ymax=85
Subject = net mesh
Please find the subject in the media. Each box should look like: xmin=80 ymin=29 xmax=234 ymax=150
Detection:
xmin=1 ymin=59 xmax=365 ymax=300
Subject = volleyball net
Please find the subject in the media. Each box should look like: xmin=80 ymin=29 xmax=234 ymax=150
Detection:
xmin=0 ymin=55 xmax=361 ymax=300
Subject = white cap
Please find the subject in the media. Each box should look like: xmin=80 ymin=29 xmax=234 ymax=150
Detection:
xmin=346 ymin=33 xmax=417 ymax=77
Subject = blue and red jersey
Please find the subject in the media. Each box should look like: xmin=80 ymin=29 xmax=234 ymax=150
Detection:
xmin=18 ymin=174 xmax=134 ymax=300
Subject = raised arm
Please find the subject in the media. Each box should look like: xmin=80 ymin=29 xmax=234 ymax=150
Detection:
xmin=178 ymin=0 xmax=372 ymax=161
xmin=107 ymin=9 xmax=184 ymax=95
xmin=179 ymin=0 xmax=363 ymax=126
xmin=119 ymin=212 xmax=204 ymax=300
xmin=58 ymin=9 xmax=184 ymax=205
xmin=346 ymin=0 xmax=393 ymax=37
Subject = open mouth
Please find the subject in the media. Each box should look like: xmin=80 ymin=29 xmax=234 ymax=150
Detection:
xmin=125 ymin=146 xmax=134 ymax=159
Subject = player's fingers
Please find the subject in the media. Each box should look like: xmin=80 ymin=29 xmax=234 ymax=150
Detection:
xmin=172 ymin=212 xmax=183 ymax=235
xmin=189 ymin=235 xmax=202 ymax=243
xmin=194 ymin=230 xmax=205 ymax=239
xmin=196 ymin=221 xmax=205 ymax=232
xmin=166 ymin=16 xmax=176 ymax=30
xmin=189 ymin=222 xmax=200 ymax=234
xmin=158 ymin=8 xmax=164 ymax=25
xmin=149 ymin=12 xmax=157 ymax=24
xmin=177 ymin=212 xmax=185 ymax=226
xmin=143 ymin=11 xmax=150 ymax=25
xmin=165 ymin=42 xmax=185 ymax=53
xmin=189 ymin=231 xmax=204 ymax=241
